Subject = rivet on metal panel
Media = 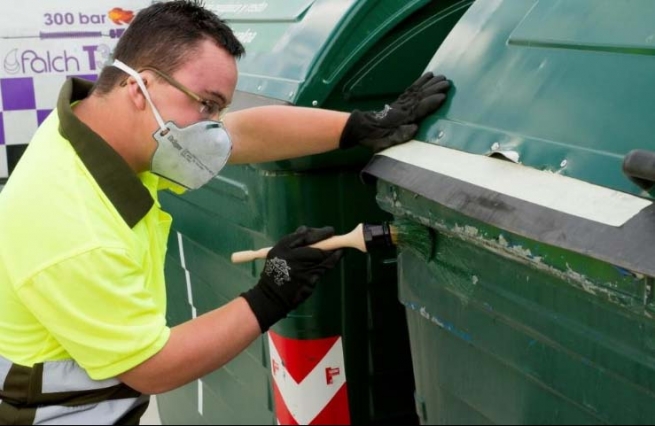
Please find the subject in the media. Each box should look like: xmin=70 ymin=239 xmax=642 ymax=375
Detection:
xmin=491 ymin=142 xmax=500 ymax=151
xmin=257 ymin=85 xmax=263 ymax=91
xmin=560 ymin=159 xmax=568 ymax=168
xmin=437 ymin=130 xmax=445 ymax=140
xmin=288 ymin=92 xmax=294 ymax=99
xmin=312 ymin=100 xmax=318 ymax=106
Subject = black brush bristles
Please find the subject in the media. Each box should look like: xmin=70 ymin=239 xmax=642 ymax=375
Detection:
xmin=362 ymin=219 xmax=435 ymax=260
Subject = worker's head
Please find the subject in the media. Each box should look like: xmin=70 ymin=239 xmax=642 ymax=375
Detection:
xmin=95 ymin=0 xmax=244 ymax=98
xmin=94 ymin=0 xmax=246 ymax=189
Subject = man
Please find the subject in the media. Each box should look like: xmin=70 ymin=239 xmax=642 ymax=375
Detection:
xmin=0 ymin=1 xmax=451 ymax=424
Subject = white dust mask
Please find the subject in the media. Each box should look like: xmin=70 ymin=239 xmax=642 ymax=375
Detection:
xmin=112 ymin=59 xmax=232 ymax=190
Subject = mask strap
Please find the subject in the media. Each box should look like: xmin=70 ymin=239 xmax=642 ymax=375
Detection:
xmin=112 ymin=59 xmax=168 ymax=132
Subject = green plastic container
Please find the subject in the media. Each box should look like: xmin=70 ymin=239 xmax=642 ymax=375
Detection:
xmin=363 ymin=0 xmax=655 ymax=424
xmin=156 ymin=0 xmax=473 ymax=424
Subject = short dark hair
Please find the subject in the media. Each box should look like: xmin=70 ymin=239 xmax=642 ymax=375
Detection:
xmin=93 ymin=0 xmax=244 ymax=94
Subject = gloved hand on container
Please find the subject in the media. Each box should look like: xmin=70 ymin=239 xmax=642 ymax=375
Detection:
xmin=241 ymin=226 xmax=344 ymax=332
xmin=339 ymin=72 xmax=451 ymax=153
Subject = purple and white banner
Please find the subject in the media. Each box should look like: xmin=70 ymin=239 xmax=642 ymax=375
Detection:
xmin=0 ymin=1 xmax=152 ymax=178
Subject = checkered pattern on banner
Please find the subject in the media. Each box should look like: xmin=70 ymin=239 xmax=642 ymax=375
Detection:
xmin=0 ymin=73 xmax=98 ymax=179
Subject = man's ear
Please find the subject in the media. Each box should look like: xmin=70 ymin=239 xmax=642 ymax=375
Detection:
xmin=126 ymin=76 xmax=149 ymax=111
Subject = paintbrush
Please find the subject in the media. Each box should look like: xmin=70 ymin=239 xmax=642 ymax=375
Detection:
xmin=230 ymin=219 xmax=434 ymax=263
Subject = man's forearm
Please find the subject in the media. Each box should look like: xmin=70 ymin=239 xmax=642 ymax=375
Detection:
xmin=225 ymin=105 xmax=349 ymax=164
xmin=118 ymin=297 xmax=261 ymax=394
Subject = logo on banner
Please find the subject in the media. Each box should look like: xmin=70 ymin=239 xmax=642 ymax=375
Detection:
xmin=2 ymin=6 xmax=138 ymax=76
xmin=108 ymin=8 xmax=134 ymax=25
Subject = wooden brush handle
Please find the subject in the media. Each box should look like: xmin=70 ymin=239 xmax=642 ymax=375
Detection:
xmin=231 ymin=223 xmax=366 ymax=264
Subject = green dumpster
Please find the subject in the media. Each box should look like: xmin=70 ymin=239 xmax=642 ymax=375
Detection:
xmin=156 ymin=0 xmax=473 ymax=424
xmin=362 ymin=0 xmax=655 ymax=424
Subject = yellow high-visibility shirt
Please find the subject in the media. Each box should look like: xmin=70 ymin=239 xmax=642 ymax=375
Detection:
xmin=0 ymin=78 xmax=172 ymax=380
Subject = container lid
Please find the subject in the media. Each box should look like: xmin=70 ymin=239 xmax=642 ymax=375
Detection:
xmin=206 ymin=0 xmax=432 ymax=103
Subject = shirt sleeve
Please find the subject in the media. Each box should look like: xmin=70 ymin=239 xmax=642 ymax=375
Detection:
xmin=17 ymin=246 xmax=171 ymax=380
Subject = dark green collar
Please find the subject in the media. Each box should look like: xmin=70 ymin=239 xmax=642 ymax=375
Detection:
xmin=57 ymin=78 xmax=154 ymax=228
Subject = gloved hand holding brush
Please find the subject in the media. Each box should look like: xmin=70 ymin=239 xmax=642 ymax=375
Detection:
xmin=240 ymin=226 xmax=344 ymax=332
xmin=233 ymin=219 xmax=434 ymax=265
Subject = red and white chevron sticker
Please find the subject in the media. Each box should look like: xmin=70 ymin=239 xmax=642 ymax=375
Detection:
xmin=268 ymin=331 xmax=351 ymax=425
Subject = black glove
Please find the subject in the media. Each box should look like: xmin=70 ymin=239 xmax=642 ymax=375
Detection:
xmin=339 ymin=72 xmax=451 ymax=153
xmin=241 ymin=226 xmax=344 ymax=332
